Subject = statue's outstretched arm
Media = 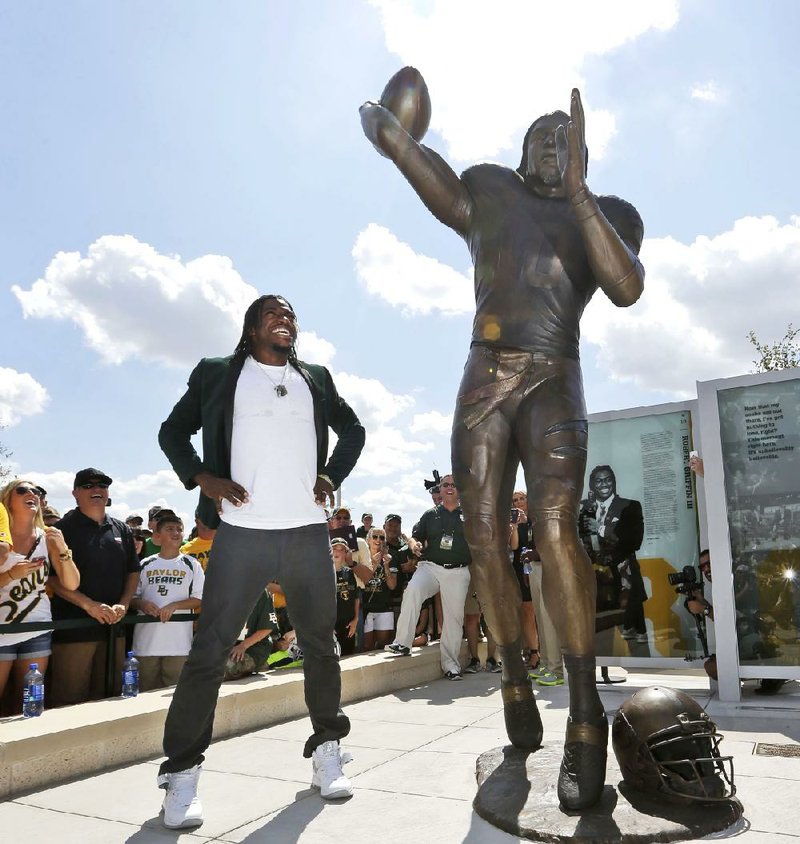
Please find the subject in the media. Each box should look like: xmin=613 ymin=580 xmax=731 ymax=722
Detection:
xmin=360 ymin=101 xmax=473 ymax=236
xmin=556 ymin=89 xmax=644 ymax=308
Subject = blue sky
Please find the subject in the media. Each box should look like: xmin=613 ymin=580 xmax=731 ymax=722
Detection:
xmin=2 ymin=0 xmax=800 ymax=526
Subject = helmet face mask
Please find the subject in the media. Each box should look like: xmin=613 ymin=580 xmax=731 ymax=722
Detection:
xmin=613 ymin=687 xmax=736 ymax=802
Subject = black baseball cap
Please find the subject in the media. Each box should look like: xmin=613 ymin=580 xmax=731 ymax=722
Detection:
xmin=385 ymin=514 xmax=402 ymax=523
xmin=74 ymin=468 xmax=113 ymax=488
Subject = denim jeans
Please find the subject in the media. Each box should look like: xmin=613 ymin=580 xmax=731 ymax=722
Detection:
xmin=159 ymin=520 xmax=349 ymax=774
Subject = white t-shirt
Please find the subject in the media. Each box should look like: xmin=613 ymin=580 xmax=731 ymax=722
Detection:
xmin=221 ymin=356 xmax=327 ymax=530
xmin=133 ymin=553 xmax=205 ymax=657
xmin=0 ymin=529 xmax=51 ymax=647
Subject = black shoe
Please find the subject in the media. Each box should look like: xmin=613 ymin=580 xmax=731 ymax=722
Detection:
xmin=384 ymin=643 xmax=410 ymax=656
xmin=444 ymin=670 xmax=462 ymax=681
xmin=463 ymin=657 xmax=481 ymax=674
xmin=754 ymin=678 xmax=786 ymax=695
xmin=485 ymin=657 xmax=502 ymax=674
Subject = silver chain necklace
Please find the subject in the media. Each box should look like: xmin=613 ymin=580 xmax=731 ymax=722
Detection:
xmin=253 ymin=357 xmax=289 ymax=397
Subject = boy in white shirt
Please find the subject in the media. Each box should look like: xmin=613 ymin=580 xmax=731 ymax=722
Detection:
xmin=131 ymin=512 xmax=204 ymax=691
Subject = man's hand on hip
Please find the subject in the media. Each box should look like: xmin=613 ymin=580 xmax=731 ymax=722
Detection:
xmin=194 ymin=472 xmax=250 ymax=509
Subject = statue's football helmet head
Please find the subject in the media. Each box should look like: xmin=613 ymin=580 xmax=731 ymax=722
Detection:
xmin=612 ymin=686 xmax=735 ymax=801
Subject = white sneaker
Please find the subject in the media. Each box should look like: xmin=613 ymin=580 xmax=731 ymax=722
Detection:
xmin=158 ymin=764 xmax=203 ymax=829
xmin=311 ymin=740 xmax=353 ymax=799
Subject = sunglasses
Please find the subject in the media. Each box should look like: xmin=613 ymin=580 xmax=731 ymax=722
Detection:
xmin=370 ymin=534 xmax=386 ymax=541
xmin=15 ymin=486 xmax=42 ymax=497
xmin=440 ymin=482 xmax=456 ymax=488
xmin=78 ymin=482 xmax=109 ymax=490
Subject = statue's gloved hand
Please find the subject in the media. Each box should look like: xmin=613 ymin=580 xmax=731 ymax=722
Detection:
xmin=555 ymin=88 xmax=588 ymax=201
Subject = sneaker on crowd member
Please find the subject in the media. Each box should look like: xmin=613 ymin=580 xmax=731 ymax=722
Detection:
xmin=444 ymin=670 xmax=462 ymax=681
xmin=534 ymin=667 xmax=564 ymax=686
xmin=485 ymin=656 xmax=502 ymax=673
xmin=464 ymin=656 xmax=481 ymax=673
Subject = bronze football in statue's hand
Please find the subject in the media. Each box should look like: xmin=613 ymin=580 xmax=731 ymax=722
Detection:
xmin=379 ymin=66 xmax=431 ymax=142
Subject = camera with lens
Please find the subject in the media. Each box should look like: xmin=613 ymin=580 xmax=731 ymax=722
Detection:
xmin=668 ymin=564 xmax=698 ymax=596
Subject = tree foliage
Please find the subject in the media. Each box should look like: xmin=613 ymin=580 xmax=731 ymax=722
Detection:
xmin=748 ymin=323 xmax=800 ymax=373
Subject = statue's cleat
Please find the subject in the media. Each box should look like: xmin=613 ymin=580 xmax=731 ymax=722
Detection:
xmin=557 ymin=716 xmax=609 ymax=811
xmin=501 ymin=681 xmax=543 ymax=750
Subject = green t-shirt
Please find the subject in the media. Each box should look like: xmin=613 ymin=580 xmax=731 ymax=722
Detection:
xmin=412 ymin=505 xmax=471 ymax=566
xmin=244 ymin=591 xmax=277 ymax=668
xmin=143 ymin=537 xmax=161 ymax=557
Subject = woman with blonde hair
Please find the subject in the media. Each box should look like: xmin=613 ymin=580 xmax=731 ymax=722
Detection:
xmin=0 ymin=479 xmax=80 ymax=711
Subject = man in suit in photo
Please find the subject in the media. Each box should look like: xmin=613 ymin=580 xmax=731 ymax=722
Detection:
xmin=155 ymin=294 xmax=365 ymax=829
xmin=580 ymin=465 xmax=648 ymax=643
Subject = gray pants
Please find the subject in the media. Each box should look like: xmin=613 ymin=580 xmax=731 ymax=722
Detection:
xmin=159 ymin=521 xmax=348 ymax=774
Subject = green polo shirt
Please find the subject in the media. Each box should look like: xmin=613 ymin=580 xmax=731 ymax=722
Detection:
xmin=412 ymin=504 xmax=471 ymax=566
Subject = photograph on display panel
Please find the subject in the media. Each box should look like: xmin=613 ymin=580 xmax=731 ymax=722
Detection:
xmin=581 ymin=409 xmax=704 ymax=660
xmin=717 ymin=377 xmax=800 ymax=668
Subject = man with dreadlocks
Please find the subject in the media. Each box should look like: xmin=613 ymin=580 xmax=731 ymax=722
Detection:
xmin=155 ymin=294 xmax=365 ymax=829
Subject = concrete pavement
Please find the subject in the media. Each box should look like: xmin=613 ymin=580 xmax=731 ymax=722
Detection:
xmin=1 ymin=665 xmax=798 ymax=843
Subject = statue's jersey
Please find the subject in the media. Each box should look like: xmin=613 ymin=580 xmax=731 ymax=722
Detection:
xmin=459 ymin=163 xmax=642 ymax=359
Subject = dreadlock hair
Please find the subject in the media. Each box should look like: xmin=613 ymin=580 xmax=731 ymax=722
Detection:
xmin=233 ymin=294 xmax=299 ymax=366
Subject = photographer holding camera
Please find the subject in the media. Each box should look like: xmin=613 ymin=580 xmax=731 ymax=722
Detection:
xmin=685 ymin=549 xmax=717 ymax=680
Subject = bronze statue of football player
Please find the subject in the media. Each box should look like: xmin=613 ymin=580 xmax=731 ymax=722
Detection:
xmin=360 ymin=68 xmax=644 ymax=810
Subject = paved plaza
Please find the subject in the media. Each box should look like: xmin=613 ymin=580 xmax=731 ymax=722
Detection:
xmin=1 ymin=668 xmax=798 ymax=843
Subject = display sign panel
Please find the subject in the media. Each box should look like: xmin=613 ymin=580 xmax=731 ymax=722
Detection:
xmin=581 ymin=409 xmax=703 ymax=659
xmin=717 ymin=378 xmax=800 ymax=667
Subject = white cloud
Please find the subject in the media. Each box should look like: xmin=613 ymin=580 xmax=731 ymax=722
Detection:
xmin=352 ymin=224 xmax=472 ymax=315
xmin=0 ymin=368 xmax=49 ymax=427
xmin=690 ymin=80 xmax=724 ymax=103
xmin=347 ymin=471 xmax=438 ymax=529
xmin=12 ymin=235 xmax=335 ymax=369
xmin=410 ymin=410 xmax=453 ymax=436
xmin=368 ymin=0 xmax=678 ymax=162
xmin=332 ymin=371 xmax=432 ymax=478
xmin=582 ymin=214 xmax=800 ymax=395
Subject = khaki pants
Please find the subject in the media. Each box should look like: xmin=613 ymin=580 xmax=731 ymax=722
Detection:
xmin=394 ymin=562 xmax=471 ymax=674
xmin=139 ymin=655 xmax=188 ymax=691
xmin=50 ymin=637 xmax=126 ymax=706
xmin=528 ymin=563 xmax=562 ymax=674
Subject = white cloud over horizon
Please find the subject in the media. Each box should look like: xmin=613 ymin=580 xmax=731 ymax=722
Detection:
xmin=352 ymin=213 xmax=800 ymax=398
xmin=12 ymin=235 xmax=336 ymax=370
xmin=0 ymin=368 xmax=49 ymax=427
xmin=582 ymin=214 xmax=800 ymax=395
xmin=353 ymin=224 xmax=472 ymax=315
xmin=368 ymin=0 xmax=679 ymax=162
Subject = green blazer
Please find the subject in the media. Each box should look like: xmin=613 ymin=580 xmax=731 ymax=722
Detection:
xmin=158 ymin=354 xmax=366 ymax=528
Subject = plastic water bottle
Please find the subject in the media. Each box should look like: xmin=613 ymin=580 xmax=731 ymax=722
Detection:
xmin=122 ymin=651 xmax=139 ymax=698
xmin=22 ymin=663 xmax=45 ymax=717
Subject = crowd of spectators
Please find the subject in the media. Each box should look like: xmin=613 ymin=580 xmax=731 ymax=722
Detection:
xmin=0 ymin=466 xmax=562 ymax=715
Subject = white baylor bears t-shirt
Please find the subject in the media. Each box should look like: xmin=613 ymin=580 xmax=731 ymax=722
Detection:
xmin=133 ymin=553 xmax=205 ymax=657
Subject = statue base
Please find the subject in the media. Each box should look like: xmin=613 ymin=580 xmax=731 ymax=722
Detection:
xmin=474 ymin=744 xmax=743 ymax=843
